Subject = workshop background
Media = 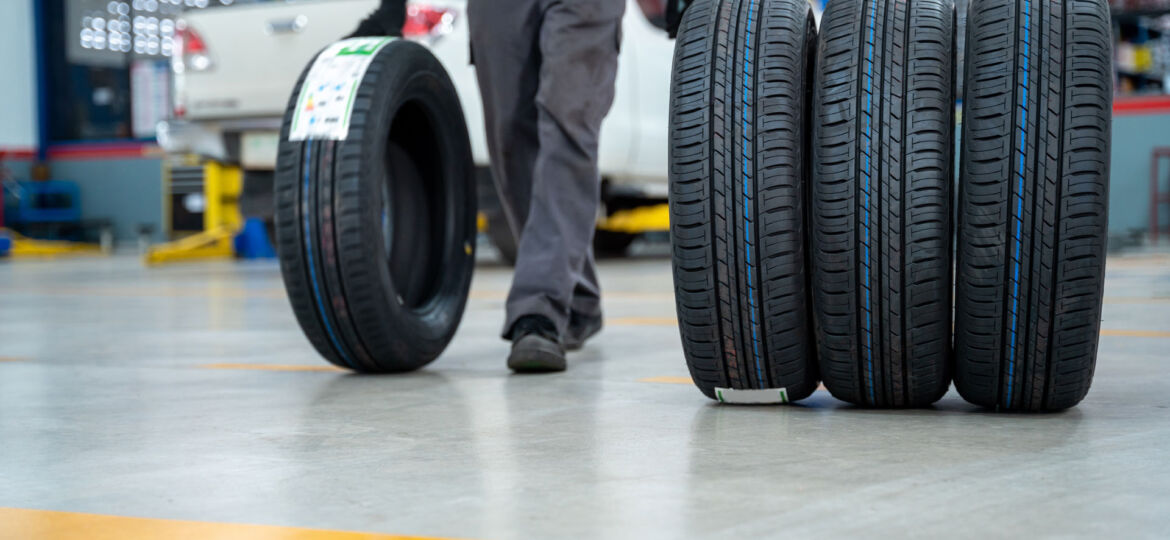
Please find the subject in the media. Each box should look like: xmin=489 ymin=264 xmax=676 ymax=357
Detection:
xmin=2 ymin=0 xmax=1170 ymax=248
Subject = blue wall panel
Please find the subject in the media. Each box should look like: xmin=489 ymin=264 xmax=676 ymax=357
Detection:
xmin=0 ymin=0 xmax=37 ymax=148
xmin=47 ymin=158 xmax=165 ymax=242
xmin=1110 ymin=114 xmax=1170 ymax=236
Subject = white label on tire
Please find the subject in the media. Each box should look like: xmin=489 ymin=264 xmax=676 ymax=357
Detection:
xmin=289 ymin=37 xmax=397 ymax=142
xmin=715 ymin=387 xmax=789 ymax=404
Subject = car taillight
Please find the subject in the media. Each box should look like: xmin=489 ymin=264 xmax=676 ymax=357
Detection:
xmin=173 ymin=20 xmax=213 ymax=73
xmin=402 ymin=4 xmax=455 ymax=41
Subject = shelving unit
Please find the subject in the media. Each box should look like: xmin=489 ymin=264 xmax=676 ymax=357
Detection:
xmin=1112 ymin=0 xmax=1170 ymax=95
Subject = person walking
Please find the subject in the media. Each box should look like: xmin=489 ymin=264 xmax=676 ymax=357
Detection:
xmin=350 ymin=0 xmax=626 ymax=372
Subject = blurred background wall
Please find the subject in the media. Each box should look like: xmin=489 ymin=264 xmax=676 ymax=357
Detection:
xmin=1113 ymin=113 xmax=1170 ymax=241
xmin=2 ymin=0 xmax=1170 ymax=248
xmin=0 ymin=0 xmax=38 ymax=150
xmin=1 ymin=0 xmax=166 ymax=243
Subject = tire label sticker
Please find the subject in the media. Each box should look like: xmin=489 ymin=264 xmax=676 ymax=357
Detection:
xmin=714 ymin=387 xmax=789 ymax=405
xmin=289 ymin=37 xmax=396 ymax=141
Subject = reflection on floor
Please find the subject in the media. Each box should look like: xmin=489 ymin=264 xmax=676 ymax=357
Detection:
xmin=1 ymin=248 xmax=1168 ymax=538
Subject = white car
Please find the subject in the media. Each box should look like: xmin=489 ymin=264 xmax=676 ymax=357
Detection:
xmin=160 ymin=0 xmax=679 ymax=256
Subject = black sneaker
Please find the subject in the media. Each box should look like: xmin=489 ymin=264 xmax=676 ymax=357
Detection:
xmin=564 ymin=311 xmax=603 ymax=351
xmin=507 ymin=315 xmax=566 ymax=373
xmin=346 ymin=4 xmax=406 ymax=38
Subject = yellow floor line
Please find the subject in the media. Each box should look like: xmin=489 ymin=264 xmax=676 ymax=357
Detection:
xmin=199 ymin=363 xmax=346 ymax=373
xmin=1099 ymin=329 xmax=1170 ymax=338
xmin=0 ymin=357 xmax=29 ymax=363
xmin=0 ymin=507 xmax=461 ymax=540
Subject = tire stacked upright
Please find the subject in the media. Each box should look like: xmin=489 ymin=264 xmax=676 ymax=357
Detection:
xmin=668 ymin=0 xmax=1112 ymax=411
xmin=669 ymin=0 xmax=820 ymax=403
xmin=955 ymin=0 xmax=1113 ymax=411
xmin=275 ymin=39 xmax=477 ymax=372
xmin=810 ymin=0 xmax=957 ymax=407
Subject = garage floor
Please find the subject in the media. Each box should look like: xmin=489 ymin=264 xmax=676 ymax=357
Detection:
xmin=1 ymin=247 xmax=1168 ymax=538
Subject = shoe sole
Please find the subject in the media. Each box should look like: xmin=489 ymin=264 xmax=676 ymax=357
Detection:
xmin=508 ymin=336 xmax=567 ymax=373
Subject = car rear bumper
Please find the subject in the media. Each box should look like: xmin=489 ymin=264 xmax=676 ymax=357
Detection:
xmin=157 ymin=117 xmax=283 ymax=169
xmin=156 ymin=120 xmax=228 ymax=161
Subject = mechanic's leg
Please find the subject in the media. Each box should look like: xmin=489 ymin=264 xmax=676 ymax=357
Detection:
xmin=502 ymin=0 xmax=626 ymax=339
xmin=467 ymin=0 xmax=542 ymax=240
xmin=561 ymin=250 xmax=604 ymax=350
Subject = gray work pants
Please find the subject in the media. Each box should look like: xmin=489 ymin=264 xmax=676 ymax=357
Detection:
xmin=467 ymin=0 xmax=626 ymax=339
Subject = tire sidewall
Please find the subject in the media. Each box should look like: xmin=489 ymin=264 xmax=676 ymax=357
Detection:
xmin=337 ymin=41 xmax=476 ymax=366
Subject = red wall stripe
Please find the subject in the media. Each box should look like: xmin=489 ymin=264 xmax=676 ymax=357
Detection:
xmin=0 ymin=148 xmax=37 ymax=160
xmin=1114 ymin=95 xmax=1170 ymax=116
xmin=46 ymin=142 xmax=163 ymax=160
xmin=0 ymin=143 xmax=162 ymax=162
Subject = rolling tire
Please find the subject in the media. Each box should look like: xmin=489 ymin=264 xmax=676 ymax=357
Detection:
xmin=810 ymin=0 xmax=956 ymax=407
xmin=275 ymin=40 xmax=476 ymax=372
xmin=669 ymin=0 xmax=819 ymax=402
xmin=955 ymin=0 xmax=1112 ymax=411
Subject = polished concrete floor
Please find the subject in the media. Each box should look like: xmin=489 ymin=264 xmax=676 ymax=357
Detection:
xmin=1 ymin=245 xmax=1168 ymax=539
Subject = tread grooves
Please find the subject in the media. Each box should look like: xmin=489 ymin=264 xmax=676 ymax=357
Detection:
xmin=812 ymin=0 xmax=955 ymax=408
xmin=669 ymin=0 xmax=819 ymax=402
xmin=954 ymin=0 xmax=1110 ymax=411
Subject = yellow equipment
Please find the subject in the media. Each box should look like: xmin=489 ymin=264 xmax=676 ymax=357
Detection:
xmin=145 ymin=160 xmax=243 ymax=265
xmin=0 ymin=228 xmax=104 ymax=258
xmin=596 ymin=203 xmax=670 ymax=234
xmin=478 ymin=204 xmax=670 ymax=234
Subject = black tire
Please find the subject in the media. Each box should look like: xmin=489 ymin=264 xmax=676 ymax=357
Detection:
xmin=275 ymin=40 xmax=477 ymax=372
xmin=809 ymin=0 xmax=956 ymax=407
xmin=955 ymin=0 xmax=1112 ymax=411
xmin=668 ymin=0 xmax=819 ymax=402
